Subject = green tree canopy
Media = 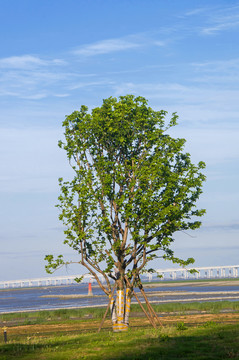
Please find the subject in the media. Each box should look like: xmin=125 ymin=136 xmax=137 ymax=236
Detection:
xmin=45 ymin=95 xmax=206 ymax=331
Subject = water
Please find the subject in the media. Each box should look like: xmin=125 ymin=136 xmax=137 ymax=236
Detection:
xmin=0 ymin=284 xmax=106 ymax=313
xmin=1 ymin=283 xmax=239 ymax=313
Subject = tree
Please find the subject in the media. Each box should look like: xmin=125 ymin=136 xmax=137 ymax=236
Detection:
xmin=45 ymin=95 xmax=206 ymax=332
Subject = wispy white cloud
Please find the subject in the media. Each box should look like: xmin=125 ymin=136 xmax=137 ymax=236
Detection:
xmin=192 ymin=58 xmax=239 ymax=71
xmin=54 ymin=93 xmax=70 ymax=98
xmin=0 ymin=33 xmax=166 ymax=100
xmin=184 ymin=8 xmax=208 ymax=17
xmin=0 ymin=66 xmax=71 ymax=100
xmin=73 ymin=34 xmax=165 ymax=57
xmin=201 ymin=7 xmax=239 ymax=35
xmin=73 ymin=38 xmax=141 ymax=56
xmin=113 ymin=80 xmax=239 ymax=110
xmin=189 ymin=58 xmax=239 ymax=86
xmin=200 ymin=223 xmax=239 ymax=232
xmin=0 ymin=54 xmax=70 ymax=99
xmin=0 ymin=50 xmax=114 ymax=99
xmin=69 ymin=80 xmax=114 ymax=91
xmin=172 ymin=5 xmax=239 ymax=37
xmin=202 ymin=20 xmax=239 ymax=35
xmin=0 ymin=55 xmax=65 ymax=69
xmin=153 ymin=40 xmax=165 ymax=47
xmin=112 ymin=80 xmax=239 ymax=160
xmin=0 ymin=55 xmax=46 ymax=68
xmin=19 ymin=93 xmax=47 ymax=100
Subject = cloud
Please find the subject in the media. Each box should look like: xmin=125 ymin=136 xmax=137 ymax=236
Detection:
xmin=69 ymin=80 xmax=114 ymax=91
xmin=0 ymin=52 xmax=111 ymax=100
xmin=191 ymin=58 xmax=239 ymax=81
xmin=0 ymin=55 xmax=46 ymax=68
xmin=72 ymin=33 xmax=165 ymax=57
xmin=201 ymin=7 xmax=239 ymax=35
xmin=0 ymin=35 xmax=166 ymax=100
xmin=73 ymin=38 xmax=141 ymax=56
xmin=112 ymin=81 xmax=239 ymax=114
xmin=189 ymin=59 xmax=239 ymax=88
xmin=152 ymin=40 xmax=165 ymax=47
xmin=110 ymin=79 xmax=239 ymax=169
xmin=173 ymin=4 xmax=239 ymax=36
xmin=0 ymin=66 xmax=71 ymax=100
xmin=202 ymin=21 xmax=239 ymax=35
xmin=0 ymin=55 xmax=64 ymax=69
xmin=0 ymin=53 xmax=71 ymax=100
xmin=21 ymin=93 xmax=48 ymax=100
xmin=200 ymin=223 xmax=239 ymax=232
xmin=53 ymin=93 xmax=70 ymax=98
xmin=184 ymin=8 xmax=208 ymax=17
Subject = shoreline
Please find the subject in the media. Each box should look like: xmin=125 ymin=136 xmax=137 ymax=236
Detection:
xmin=1 ymin=296 xmax=239 ymax=315
xmin=1 ymin=279 xmax=239 ymax=293
xmin=40 ymin=290 xmax=239 ymax=299
xmin=1 ymin=279 xmax=239 ymax=315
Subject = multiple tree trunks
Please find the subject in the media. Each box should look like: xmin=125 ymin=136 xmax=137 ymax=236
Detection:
xmin=51 ymin=95 xmax=206 ymax=333
xmin=97 ymin=278 xmax=163 ymax=333
xmin=110 ymin=288 xmax=131 ymax=332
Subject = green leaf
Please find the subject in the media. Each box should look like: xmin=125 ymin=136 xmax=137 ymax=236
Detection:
xmin=49 ymin=94 xmax=206 ymax=293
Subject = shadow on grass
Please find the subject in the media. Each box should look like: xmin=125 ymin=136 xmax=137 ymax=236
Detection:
xmin=0 ymin=323 xmax=239 ymax=360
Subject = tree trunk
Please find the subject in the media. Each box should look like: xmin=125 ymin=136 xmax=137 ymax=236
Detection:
xmin=110 ymin=284 xmax=132 ymax=332
xmin=124 ymin=288 xmax=131 ymax=327
xmin=109 ymin=294 xmax=117 ymax=331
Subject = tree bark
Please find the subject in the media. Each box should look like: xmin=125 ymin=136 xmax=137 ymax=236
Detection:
xmin=98 ymin=282 xmax=117 ymax=332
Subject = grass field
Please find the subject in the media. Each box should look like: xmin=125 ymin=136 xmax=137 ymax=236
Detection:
xmin=1 ymin=300 xmax=239 ymax=324
xmin=0 ymin=302 xmax=239 ymax=359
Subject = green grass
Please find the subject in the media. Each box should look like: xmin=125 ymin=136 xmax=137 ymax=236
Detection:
xmin=1 ymin=301 xmax=239 ymax=325
xmin=1 ymin=302 xmax=239 ymax=359
xmin=0 ymin=322 xmax=239 ymax=359
xmin=152 ymin=300 xmax=239 ymax=314
xmin=0 ymin=308 xmax=106 ymax=325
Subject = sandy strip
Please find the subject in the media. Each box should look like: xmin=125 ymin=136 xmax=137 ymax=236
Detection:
xmin=41 ymin=294 xmax=104 ymax=299
xmin=144 ymin=280 xmax=239 ymax=287
xmin=41 ymin=290 xmax=239 ymax=299
xmin=146 ymin=290 xmax=239 ymax=297
xmin=0 ymin=297 xmax=15 ymax=300
xmin=147 ymin=295 xmax=239 ymax=303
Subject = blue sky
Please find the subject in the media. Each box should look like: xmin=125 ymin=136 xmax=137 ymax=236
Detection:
xmin=0 ymin=0 xmax=239 ymax=281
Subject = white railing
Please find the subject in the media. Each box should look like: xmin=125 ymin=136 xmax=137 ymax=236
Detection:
xmin=151 ymin=265 xmax=239 ymax=281
xmin=0 ymin=274 xmax=93 ymax=289
xmin=0 ymin=265 xmax=238 ymax=289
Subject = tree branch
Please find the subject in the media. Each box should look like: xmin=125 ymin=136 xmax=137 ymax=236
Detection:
xmin=80 ymin=242 xmax=110 ymax=295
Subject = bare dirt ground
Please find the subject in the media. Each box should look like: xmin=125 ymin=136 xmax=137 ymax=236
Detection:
xmin=5 ymin=312 xmax=239 ymax=338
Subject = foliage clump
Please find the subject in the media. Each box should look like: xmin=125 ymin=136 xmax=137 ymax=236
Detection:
xmin=45 ymin=95 xmax=206 ymax=295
